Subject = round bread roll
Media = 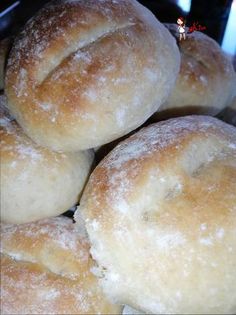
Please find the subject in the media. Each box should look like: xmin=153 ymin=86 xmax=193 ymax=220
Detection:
xmin=0 ymin=216 xmax=122 ymax=314
xmin=0 ymin=100 xmax=94 ymax=224
xmin=75 ymin=115 xmax=236 ymax=314
xmin=5 ymin=0 xmax=180 ymax=152
xmin=152 ymin=24 xmax=236 ymax=119
xmin=0 ymin=38 xmax=11 ymax=90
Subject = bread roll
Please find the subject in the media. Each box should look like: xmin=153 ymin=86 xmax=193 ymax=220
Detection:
xmin=75 ymin=115 xmax=236 ymax=314
xmin=0 ymin=99 xmax=94 ymax=224
xmin=0 ymin=38 xmax=11 ymax=90
xmin=152 ymin=24 xmax=236 ymax=119
xmin=5 ymin=0 xmax=180 ymax=152
xmin=0 ymin=216 xmax=122 ymax=314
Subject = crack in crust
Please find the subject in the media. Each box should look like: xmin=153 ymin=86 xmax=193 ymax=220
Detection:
xmin=37 ymin=22 xmax=136 ymax=85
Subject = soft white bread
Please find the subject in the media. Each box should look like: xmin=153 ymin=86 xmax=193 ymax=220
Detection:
xmin=0 ymin=216 xmax=122 ymax=314
xmin=0 ymin=98 xmax=94 ymax=224
xmin=153 ymin=24 xmax=236 ymax=119
xmin=5 ymin=0 xmax=180 ymax=152
xmin=75 ymin=115 xmax=236 ymax=314
xmin=0 ymin=38 xmax=11 ymax=90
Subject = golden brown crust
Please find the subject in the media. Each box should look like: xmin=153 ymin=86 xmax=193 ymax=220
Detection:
xmin=6 ymin=0 xmax=180 ymax=151
xmin=0 ymin=216 xmax=122 ymax=314
xmin=76 ymin=115 xmax=236 ymax=314
xmin=153 ymin=24 xmax=236 ymax=118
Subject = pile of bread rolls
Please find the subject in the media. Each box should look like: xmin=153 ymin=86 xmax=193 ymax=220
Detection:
xmin=0 ymin=0 xmax=235 ymax=314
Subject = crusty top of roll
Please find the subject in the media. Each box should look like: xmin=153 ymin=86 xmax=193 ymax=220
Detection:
xmin=157 ymin=24 xmax=236 ymax=116
xmin=0 ymin=216 xmax=121 ymax=314
xmin=76 ymin=115 xmax=236 ymax=314
xmin=80 ymin=115 xmax=236 ymax=219
xmin=6 ymin=0 xmax=180 ymax=151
